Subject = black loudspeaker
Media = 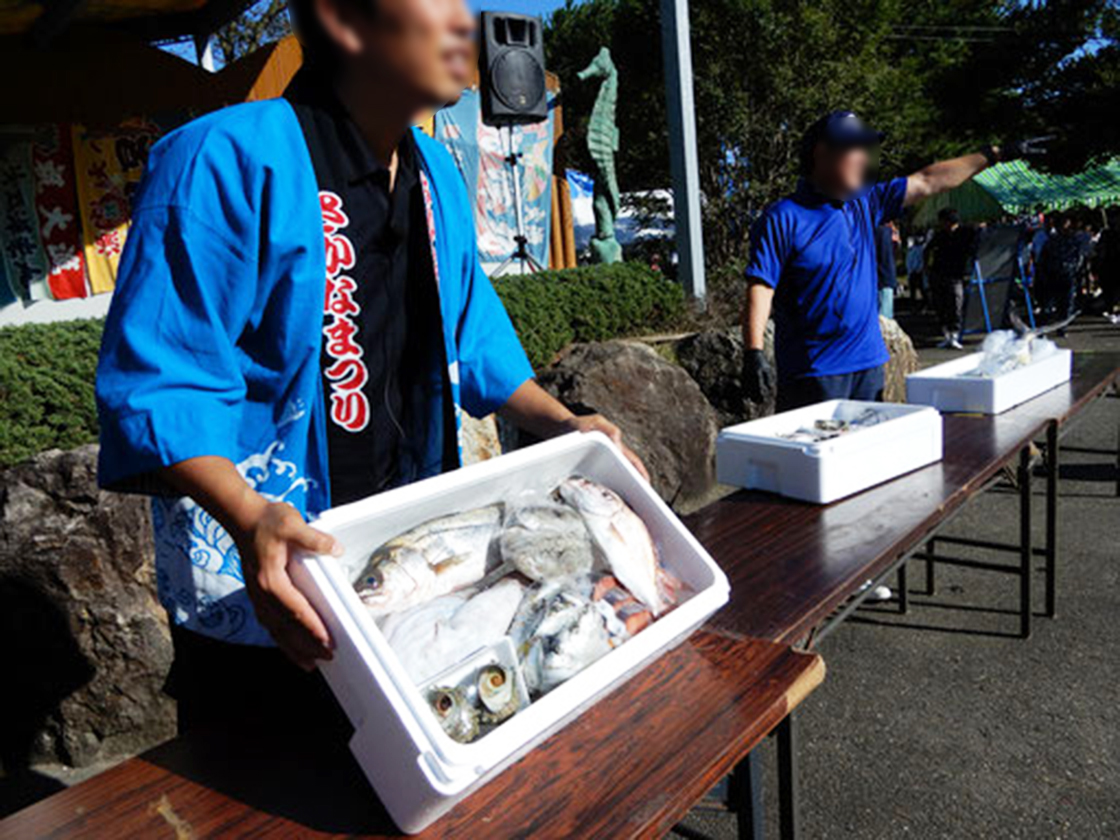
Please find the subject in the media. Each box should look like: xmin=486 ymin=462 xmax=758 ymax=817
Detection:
xmin=479 ymin=11 xmax=548 ymax=125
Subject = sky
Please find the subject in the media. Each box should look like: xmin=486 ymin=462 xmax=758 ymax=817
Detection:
xmin=161 ymin=0 xmax=573 ymax=65
xmin=468 ymin=0 xmax=570 ymax=19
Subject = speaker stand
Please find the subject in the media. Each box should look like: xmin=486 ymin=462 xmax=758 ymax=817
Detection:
xmin=492 ymin=125 xmax=545 ymax=277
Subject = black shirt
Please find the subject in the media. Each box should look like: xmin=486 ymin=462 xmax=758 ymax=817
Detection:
xmin=285 ymin=69 xmax=441 ymax=506
xmin=927 ymin=226 xmax=977 ymax=282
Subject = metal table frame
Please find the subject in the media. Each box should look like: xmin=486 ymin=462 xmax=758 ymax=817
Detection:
xmin=703 ymin=384 xmax=1118 ymax=840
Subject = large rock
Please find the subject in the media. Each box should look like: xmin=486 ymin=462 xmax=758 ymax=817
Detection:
xmin=675 ymin=325 xmax=776 ymax=427
xmin=880 ymin=316 xmax=920 ymax=402
xmin=537 ymin=341 xmax=721 ymax=510
xmin=0 ymin=446 xmax=173 ymax=770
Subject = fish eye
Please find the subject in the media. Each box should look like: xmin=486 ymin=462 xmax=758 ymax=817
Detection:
xmin=436 ymin=693 xmax=453 ymax=713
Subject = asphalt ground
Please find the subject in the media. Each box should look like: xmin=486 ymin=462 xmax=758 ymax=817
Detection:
xmin=4 ymin=310 xmax=1117 ymax=836
xmin=677 ymin=313 xmax=1120 ymax=839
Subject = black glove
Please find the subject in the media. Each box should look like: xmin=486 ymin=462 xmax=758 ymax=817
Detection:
xmin=985 ymin=136 xmax=1053 ymax=163
xmin=742 ymin=348 xmax=775 ymax=404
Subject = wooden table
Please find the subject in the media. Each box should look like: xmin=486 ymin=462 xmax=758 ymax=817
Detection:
xmin=687 ymin=352 xmax=1120 ymax=646
xmin=0 ymin=631 xmax=823 ymax=840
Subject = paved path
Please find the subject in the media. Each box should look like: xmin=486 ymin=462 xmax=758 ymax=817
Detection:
xmin=678 ymin=315 xmax=1120 ymax=839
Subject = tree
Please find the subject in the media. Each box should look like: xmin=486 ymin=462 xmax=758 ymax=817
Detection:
xmin=213 ymin=0 xmax=292 ymax=67
xmin=548 ymin=0 xmax=948 ymax=264
xmin=545 ymin=0 xmax=1118 ymax=268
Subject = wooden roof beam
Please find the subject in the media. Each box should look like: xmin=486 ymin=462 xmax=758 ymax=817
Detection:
xmin=115 ymin=0 xmax=257 ymax=42
xmin=28 ymin=0 xmax=90 ymax=47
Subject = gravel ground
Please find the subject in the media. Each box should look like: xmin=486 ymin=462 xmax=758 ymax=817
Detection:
xmin=677 ymin=313 xmax=1120 ymax=840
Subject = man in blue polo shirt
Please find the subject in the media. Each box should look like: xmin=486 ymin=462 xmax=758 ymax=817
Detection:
xmin=741 ymin=110 xmax=1040 ymax=410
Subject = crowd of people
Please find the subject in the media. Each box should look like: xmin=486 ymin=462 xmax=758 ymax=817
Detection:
xmin=893 ymin=204 xmax=1120 ymax=345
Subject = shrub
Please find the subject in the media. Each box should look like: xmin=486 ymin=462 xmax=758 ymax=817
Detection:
xmin=494 ymin=262 xmax=686 ymax=368
xmin=0 ymin=319 xmax=103 ymax=468
xmin=0 ymin=264 xmax=685 ymax=464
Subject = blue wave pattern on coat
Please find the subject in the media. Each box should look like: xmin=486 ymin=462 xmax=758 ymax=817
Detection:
xmin=96 ymin=100 xmax=534 ymax=646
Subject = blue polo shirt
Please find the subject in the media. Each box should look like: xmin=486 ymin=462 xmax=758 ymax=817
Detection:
xmin=747 ymin=177 xmax=908 ymax=379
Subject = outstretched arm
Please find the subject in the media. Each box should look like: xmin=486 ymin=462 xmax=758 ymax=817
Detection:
xmin=904 ymin=137 xmax=1051 ymax=208
xmin=904 ymin=151 xmax=993 ymax=208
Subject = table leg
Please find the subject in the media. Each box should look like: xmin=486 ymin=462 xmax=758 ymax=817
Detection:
xmin=729 ymin=748 xmax=765 ymax=840
xmin=777 ymin=713 xmax=801 ymax=840
xmin=925 ymin=539 xmax=936 ymax=595
xmin=1045 ymin=420 xmax=1058 ymax=619
xmin=1019 ymin=446 xmax=1032 ymax=640
xmin=897 ymin=563 xmax=909 ymax=615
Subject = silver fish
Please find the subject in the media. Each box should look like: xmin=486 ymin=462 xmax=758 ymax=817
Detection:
xmin=556 ymin=477 xmax=670 ymax=615
xmin=499 ymin=504 xmax=595 ymax=582
xmin=511 ymin=584 xmax=613 ymax=696
xmin=428 ymin=686 xmax=479 ymax=743
xmin=356 ymin=505 xmax=502 ymax=617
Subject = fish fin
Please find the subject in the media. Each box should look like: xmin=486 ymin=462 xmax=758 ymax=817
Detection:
xmin=474 ymin=559 xmax=515 ymax=590
xmin=432 ymin=554 xmax=472 ymax=574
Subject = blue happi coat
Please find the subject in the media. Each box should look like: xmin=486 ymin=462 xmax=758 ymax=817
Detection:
xmin=96 ymin=100 xmax=533 ymax=645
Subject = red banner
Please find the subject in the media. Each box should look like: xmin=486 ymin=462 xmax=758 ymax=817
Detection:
xmin=32 ymin=124 xmax=88 ymax=299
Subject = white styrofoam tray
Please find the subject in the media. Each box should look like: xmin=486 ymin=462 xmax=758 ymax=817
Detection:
xmin=905 ymin=348 xmax=1073 ymax=415
xmin=716 ymin=400 xmax=943 ymax=504
xmin=291 ymin=431 xmax=729 ymax=834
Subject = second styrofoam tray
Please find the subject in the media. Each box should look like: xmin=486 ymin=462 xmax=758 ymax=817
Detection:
xmin=905 ymin=348 xmax=1072 ymax=415
xmin=292 ymin=431 xmax=729 ymax=833
xmin=716 ymin=399 xmax=943 ymax=504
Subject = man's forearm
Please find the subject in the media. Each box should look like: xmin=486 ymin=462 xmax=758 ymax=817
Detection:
xmin=498 ymin=380 xmax=578 ymax=439
xmin=160 ymin=456 xmax=267 ymax=545
xmin=742 ymin=282 xmax=774 ymax=350
xmin=904 ymin=151 xmax=992 ymax=207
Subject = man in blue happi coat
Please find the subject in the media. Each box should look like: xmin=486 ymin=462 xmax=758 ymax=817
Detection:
xmin=96 ymin=0 xmax=646 ymax=732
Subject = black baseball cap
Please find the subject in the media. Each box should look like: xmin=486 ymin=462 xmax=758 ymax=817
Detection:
xmin=804 ymin=110 xmax=885 ymax=150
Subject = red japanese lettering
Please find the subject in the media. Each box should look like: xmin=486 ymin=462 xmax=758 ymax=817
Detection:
xmin=331 ymin=391 xmax=370 ymax=432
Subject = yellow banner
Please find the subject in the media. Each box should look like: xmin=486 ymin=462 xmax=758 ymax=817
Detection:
xmin=72 ymin=120 xmax=161 ymax=294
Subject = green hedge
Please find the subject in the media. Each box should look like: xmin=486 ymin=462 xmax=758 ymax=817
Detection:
xmin=494 ymin=262 xmax=686 ymax=368
xmin=0 ymin=264 xmax=685 ymax=467
xmin=0 ymin=319 xmax=103 ymax=468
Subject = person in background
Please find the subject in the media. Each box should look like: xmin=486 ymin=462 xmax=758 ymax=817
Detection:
xmin=1039 ymin=211 xmax=1089 ymax=330
xmin=740 ymin=111 xmax=1042 ymax=411
xmin=1029 ymin=208 xmax=1051 ymax=289
xmin=905 ymin=231 xmax=930 ymax=309
xmin=876 ymin=220 xmax=900 ymax=319
xmin=95 ymin=0 xmax=646 ymax=737
xmin=925 ymin=208 xmax=976 ymax=350
xmin=1095 ymin=207 xmax=1120 ymax=319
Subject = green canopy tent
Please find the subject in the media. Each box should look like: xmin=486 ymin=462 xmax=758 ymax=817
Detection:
xmin=912 ymin=159 xmax=1120 ymax=227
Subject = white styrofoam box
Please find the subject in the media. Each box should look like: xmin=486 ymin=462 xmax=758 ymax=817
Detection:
xmin=290 ymin=431 xmax=729 ymax=834
xmin=716 ymin=400 xmax=943 ymax=504
xmin=905 ymin=348 xmax=1073 ymax=415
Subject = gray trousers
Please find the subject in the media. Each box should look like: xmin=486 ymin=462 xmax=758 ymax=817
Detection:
xmin=932 ymin=275 xmax=964 ymax=334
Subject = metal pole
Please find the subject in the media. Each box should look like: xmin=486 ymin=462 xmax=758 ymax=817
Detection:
xmin=777 ymin=714 xmax=801 ymax=840
xmin=508 ymin=126 xmax=528 ymax=274
xmin=729 ymin=749 xmax=765 ymax=840
xmin=659 ymin=0 xmax=706 ymax=300
xmin=1045 ymin=421 xmax=1058 ymax=618
xmin=925 ymin=538 xmax=936 ymax=595
xmin=1019 ymin=446 xmax=1032 ymax=640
